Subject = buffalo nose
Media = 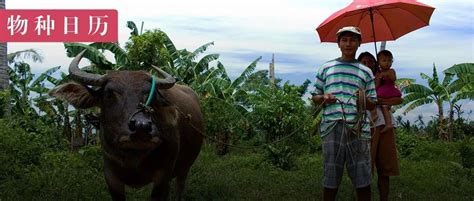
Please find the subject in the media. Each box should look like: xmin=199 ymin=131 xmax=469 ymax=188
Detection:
xmin=129 ymin=118 xmax=152 ymax=133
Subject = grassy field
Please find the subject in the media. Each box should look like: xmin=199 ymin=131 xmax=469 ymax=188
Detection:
xmin=2 ymin=144 xmax=473 ymax=201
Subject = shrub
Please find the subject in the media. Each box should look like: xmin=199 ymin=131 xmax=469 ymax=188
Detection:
xmin=308 ymin=135 xmax=322 ymax=154
xmin=263 ymin=145 xmax=296 ymax=170
xmin=0 ymin=117 xmax=66 ymax=181
xmin=396 ymin=128 xmax=419 ymax=157
xmin=408 ymin=141 xmax=460 ymax=162
xmin=459 ymin=141 xmax=474 ymax=169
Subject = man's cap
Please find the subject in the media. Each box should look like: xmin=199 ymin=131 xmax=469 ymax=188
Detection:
xmin=336 ymin=26 xmax=362 ymax=37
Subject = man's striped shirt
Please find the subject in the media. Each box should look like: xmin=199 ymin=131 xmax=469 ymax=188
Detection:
xmin=314 ymin=58 xmax=377 ymax=139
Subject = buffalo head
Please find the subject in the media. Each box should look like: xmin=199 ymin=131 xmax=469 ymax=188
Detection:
xmin=50 ymin=50 xmax=178 ymax=150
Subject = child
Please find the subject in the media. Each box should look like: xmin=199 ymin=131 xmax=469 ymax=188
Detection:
xmin=357 ymin=52 xmax=380 ymax=124
xmin=375 ymin=50 xmax=402 ymax=133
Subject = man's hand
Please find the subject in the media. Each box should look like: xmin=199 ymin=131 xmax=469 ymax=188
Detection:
xmin=323 ymin=94 xmax=337 ymax=104
xmin=355 ymin=89 xmax=376 ymax=110
xmin=312 ymin=93 xmax=337 ymax=105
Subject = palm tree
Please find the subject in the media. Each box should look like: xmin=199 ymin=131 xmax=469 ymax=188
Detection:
xmin=402 ymin=64 xmax=473 ymax=140
xmin=5 ymin=49 xmax=44 ymax=116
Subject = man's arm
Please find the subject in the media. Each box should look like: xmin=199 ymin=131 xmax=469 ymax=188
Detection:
xmin=356 ymin=94 xmax=377 ymax=110
xmin=365 ymin=98 xmax=377 ymax=110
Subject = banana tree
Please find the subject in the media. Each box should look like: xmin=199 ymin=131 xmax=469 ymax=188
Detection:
xmin=402 ymin=64 xmax=472 ymax=140
xmin=63 ymin=21 xmax=152 ymax=71
xmin=199 ymin=57 xmax=264 ymax=155
xmin=443 ymin=63 xmax=474 ymax=139
xmin=63 ymin=42 xmax=128 ymax=71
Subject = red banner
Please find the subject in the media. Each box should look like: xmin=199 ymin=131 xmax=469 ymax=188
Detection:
xmin=0 ymin=9 xmax=118 ymax=42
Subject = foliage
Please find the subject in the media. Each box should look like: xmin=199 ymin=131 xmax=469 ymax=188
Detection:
xmin=125 ymin=29 xmax=173 ymax=70
xmin=0 ymin=89 xmax=9 ymax=118
xmin=443 ymin=63 xmax=474 ymax=102
xmin=408 ymin=141 xmax=460 ymax=162
xmin=0 ymin=117 xmax=66 ymax=185
xmin=7 ymin=49 xmax=43 ymax=65
xmin=395 ymin=128 xmax=419 ymax=157
xmin=401 ymin=63 xmax=474 ymax=140
xmin=263 ymin=145 xmax=296 ymax=170
xmin=459 ymin=141 xmax=474 ymax=169
xmin=247 ymin=82 xmax=312 ymax=149
xmin=201 ymin=97 xmax=249 ymax=141
xmin=2 ymin=140 xmax=473 ymax=200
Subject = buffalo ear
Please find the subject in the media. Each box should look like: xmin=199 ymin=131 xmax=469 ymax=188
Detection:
xmin=49 ymin=82 xmax=100 ymax=109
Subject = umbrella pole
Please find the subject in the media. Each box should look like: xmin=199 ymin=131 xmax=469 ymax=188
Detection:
xmin=369 ymin=8 xmax=378 ymax=56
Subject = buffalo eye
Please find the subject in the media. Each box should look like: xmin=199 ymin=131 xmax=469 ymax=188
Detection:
xmin=104 ymin=89 xmax=120 ymax=100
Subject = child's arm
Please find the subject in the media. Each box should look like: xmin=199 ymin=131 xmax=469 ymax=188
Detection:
xmin=377 ymin=97 xmax=403 ymax=106
xmin=375 ymin=73 xmax=382 ymax=88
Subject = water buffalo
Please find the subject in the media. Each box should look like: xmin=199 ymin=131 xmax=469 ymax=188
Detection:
xmin=49 ymin=50 xmax=203 ymax=201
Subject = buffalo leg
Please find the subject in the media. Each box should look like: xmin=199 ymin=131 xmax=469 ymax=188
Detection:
xmin=150 ymin=182 xmax=170 ymax=201
xmin=175 ymin=172 xmax=188 ymax=201
xmin=104 ymin=170 xmax=125 ymax=201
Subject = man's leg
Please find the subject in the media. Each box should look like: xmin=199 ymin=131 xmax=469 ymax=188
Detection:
xmin=347 ymin=136 xmax=372 ymax=201
xmin=356 ymin=185 xmax=371 ymax=201
xmin=323 ymin=187 xmax=339 ymax=201
xmin=322 ymin=122 xmax=345 ymax=201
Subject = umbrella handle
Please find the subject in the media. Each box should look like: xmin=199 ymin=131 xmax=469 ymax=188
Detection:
xmin=369 ymin=8 xmax=378 ymax=56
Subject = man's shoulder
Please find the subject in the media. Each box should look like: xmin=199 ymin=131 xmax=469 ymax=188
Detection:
xmin=322 ymin=59 xmax=338 ymax=65
xmin=320 ymin=58 xmax=339 ymax=69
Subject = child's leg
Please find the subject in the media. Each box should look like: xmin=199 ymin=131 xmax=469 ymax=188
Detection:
xmin=381 ymin=105 xmax=393 ymax=133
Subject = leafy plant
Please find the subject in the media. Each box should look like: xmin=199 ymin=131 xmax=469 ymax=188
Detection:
xmin=263 ymin=145 xmax=296 ymax=170
xmin=401 ymin=64 xmax=473 ymax=140
xmin=459 ymin=142 xmax=474 ymax=169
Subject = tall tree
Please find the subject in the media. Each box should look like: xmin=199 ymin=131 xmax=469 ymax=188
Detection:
xmin=0 ymin=0 xmax=8 ymax=116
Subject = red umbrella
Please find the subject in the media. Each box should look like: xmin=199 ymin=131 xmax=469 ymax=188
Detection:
xmin=316 ymin=0 xmax=435 ymax=53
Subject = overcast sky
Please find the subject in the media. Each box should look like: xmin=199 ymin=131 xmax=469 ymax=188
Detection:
xmin=6 ymin=0 xmax=474 ymax=122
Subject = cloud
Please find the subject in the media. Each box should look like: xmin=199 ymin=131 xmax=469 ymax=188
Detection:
xmin=6 ymin=0 xmax=474 ymax=121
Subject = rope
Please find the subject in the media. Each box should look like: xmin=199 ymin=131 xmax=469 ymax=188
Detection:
xmin=145 ymin=76 xmax=156 ymax=106
xmin=172 ymin=98 xmax=328 ymax=149
xmin=149 ymin=86 xmax=370 ymax=150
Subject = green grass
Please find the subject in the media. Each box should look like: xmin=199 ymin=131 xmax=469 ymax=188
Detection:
xmin=1 ymin=144 xmax=473 ymax=200
xmin=182 ymin=150 xmax=473 ymax=201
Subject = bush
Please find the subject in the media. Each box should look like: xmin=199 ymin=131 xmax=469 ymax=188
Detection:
xmin=263 ymin=145 xmax=296 ymax=170
xmin=408 ymin=141 xmax=460 ymax=162
xmin=0 ymin=117 xmax=66 ymax=181
xmin=396 ymin=128 xmax=419 ymax=157
xmin=459 ymin=141 xmax=474 ymax=169
xmin=308 ymin=135 xmax=322 ymax=154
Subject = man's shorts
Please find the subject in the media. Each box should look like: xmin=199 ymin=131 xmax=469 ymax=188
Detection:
xmin=322 ymin=121 xmax=371 ymax=189
xmin=371 ymin=126 xmax=400 ymax=176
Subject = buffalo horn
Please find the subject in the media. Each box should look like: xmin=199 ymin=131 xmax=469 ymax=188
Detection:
xmin=152 ymin=65 xmax=176 ymax=89
xmin=69 ymin=50 xmax=105 ymax=86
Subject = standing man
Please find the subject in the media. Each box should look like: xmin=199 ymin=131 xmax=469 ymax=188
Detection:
xmin=312 ymin=26 xmax=377 ymax=201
